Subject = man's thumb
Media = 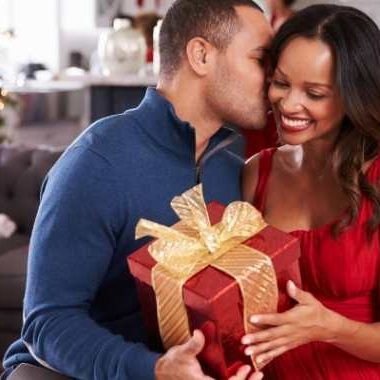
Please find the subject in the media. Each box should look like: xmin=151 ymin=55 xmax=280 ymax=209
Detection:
xmin=181 ymin=330 xmax=205 ymax=356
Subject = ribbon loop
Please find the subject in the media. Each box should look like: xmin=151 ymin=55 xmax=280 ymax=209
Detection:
xmin=171 ymin=184 xmax=211 ymax=234
xmin=135 ymin=184 xmax=268 ymax=276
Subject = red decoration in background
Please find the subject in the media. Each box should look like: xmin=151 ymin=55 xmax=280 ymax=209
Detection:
xmin=137 ymin=0 xmax=161 ymax=8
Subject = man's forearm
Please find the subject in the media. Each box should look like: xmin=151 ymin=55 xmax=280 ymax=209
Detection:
xmin=21 ymin=308 xmax=160 ymax=380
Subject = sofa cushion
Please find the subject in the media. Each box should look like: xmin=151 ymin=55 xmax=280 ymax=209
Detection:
xmin=0 ymin=144 xmax=62 ymax=234
xmin=0 ymin=245 xmax=28 ymax=309
xmin=0 ymin=234 xmax=29 ymax=257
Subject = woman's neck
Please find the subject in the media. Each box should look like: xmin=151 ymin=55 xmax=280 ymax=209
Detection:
xmin=283 ymin=140 xmax=336 ymax=178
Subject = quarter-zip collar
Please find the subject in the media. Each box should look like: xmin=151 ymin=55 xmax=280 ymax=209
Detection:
xmin=131 ymin=87 xmax=238 ymax=162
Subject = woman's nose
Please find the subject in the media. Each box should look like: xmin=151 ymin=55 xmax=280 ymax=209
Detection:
xmin=280 ymin=91 xmax=304 ymax=113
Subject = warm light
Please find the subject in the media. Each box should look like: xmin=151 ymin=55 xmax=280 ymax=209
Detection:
xmin=1 ymin=89 xmax=8 ymax=97
xmin=0 ymin=102 xmax=5 ymax=111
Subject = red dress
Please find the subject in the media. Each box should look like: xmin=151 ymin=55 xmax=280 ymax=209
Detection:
xmin=253 ymin=148 xmax=380 ymax=380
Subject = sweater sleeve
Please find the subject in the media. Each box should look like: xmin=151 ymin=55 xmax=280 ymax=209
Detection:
xmin=21 ymin=146 xmax=160 ymax=380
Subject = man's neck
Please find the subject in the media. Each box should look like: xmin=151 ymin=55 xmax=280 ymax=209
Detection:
xmin=157 ymin=79 xmax=222 ymax=161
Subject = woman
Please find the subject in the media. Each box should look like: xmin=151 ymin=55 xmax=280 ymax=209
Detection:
xmin=242 ymin=4 xmax=380 ymax=379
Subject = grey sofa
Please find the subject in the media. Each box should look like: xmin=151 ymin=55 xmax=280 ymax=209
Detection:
xmin=0 ymin=144 xmax=62 ymax=368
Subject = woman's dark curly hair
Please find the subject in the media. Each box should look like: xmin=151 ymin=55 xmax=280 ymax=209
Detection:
xmin=270 ymin=4 xmax=380 ymax=237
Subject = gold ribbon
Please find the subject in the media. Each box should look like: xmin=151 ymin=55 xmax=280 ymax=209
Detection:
xmin=136 ymin=184 xmax=278 ymax=369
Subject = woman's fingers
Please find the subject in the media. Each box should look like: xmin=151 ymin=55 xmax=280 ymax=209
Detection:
xmin=255 ymin=341 xmax=299 ymax=366
xmin=242 ymin=325 xmax=290 ymax=345
xmin=244 ymin=336 xmax=293 ymax=356
xmin=249 ymin=309 xmax=294 ymax=327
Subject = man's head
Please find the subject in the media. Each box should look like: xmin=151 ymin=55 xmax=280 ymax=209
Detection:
xmin=159 ymin=0 xmax=273 ymax=130
xmin=159 ymin=0 xmax=262 ymax=79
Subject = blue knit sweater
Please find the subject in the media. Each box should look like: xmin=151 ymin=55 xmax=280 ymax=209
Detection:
xmin=3 ymin=88 xmax=244 ymax=379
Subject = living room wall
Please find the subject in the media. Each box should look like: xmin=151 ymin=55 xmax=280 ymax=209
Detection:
xmin=295 ymin=0 xmax=380 ymax=25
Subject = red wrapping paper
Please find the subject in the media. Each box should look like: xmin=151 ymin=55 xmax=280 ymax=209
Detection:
xmin=128 ymin=201 xmax=301 ymax=379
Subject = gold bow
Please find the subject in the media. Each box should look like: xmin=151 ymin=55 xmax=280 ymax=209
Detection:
xmin=136 ymin=184 xmax=278 ymax=369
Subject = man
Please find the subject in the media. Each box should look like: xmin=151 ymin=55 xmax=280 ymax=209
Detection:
xmin=2 ymin=1 xmax=272 ymax=379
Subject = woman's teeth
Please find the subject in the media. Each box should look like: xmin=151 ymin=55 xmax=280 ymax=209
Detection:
xmin=281 ymin=115 xmax=312 ymax=129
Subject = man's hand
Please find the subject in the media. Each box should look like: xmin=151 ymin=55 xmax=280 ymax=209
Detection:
xmin=155 ymin=330 xmax=264 ymax=380
xmin=155 ymin=330 xmax=211 ymax=380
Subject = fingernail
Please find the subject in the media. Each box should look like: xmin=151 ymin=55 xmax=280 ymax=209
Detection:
xmin=287 ymin=280 xmax=296 ymax=297
xmin=256 ymin=356 xmax=264 ymax=364
xmin=257 ymin=373 xmax=264 ymax=380
xmin=250 ymin=316 xmax=260 ymax=324
xmin=241 ymin=336 xmax=250 ymax=344
xmin=245 ymin=347 xmax=254 ymax=356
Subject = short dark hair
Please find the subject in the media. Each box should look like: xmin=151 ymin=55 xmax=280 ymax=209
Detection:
xmin=159 ymin=0 xmax=262 ymax=78
xmin=270 ymin=4 xmax=380 ymax=237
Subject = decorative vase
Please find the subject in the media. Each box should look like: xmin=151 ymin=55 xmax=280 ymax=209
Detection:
xmin=98 ymin=18 xmax=147 ymax=76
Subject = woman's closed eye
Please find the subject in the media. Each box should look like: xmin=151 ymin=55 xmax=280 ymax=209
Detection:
xmin=307 ymin=91 xmax=326 ymax=100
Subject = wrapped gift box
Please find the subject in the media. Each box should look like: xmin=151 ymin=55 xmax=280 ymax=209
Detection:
xmin=128 ymin=188 xmax=301 ymax=379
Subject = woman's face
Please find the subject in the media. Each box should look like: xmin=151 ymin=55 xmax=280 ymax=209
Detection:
xmin=269 ymin=36 xmax=345 ymax=146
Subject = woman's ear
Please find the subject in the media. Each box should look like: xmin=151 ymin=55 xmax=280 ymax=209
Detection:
xmin=186 ymin=37 xmax=215 ymax=76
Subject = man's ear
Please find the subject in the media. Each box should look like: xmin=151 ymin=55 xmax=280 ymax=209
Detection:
xmin=186 ymin=37 xmax=216 ymax=76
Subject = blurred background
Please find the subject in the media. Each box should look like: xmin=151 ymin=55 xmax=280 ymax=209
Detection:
xmin=0 ymin=0 xmax=378 ymax=147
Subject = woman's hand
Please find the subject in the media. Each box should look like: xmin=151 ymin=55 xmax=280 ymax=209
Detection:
xmin=242 ymin=281 xmax=338 ymax=366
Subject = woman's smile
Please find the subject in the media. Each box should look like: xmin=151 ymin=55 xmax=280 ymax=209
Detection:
xmin=279 ymin=113 xmax=314 ymax=133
